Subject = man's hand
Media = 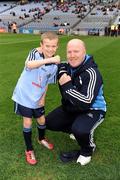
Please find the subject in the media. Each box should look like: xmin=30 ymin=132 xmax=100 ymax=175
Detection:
xmin=59 ymin=73 xmax=71 ymax=85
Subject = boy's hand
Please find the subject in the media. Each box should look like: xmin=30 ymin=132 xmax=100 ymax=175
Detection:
xmin=38 ymin=94 xmax=45 ymax=106
xmin=38 ymin=86 xmax=47 ymax=107
xmin=51 ymin=55 xmax=60 ymax=64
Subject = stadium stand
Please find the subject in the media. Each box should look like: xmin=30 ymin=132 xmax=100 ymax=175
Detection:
xmin=73 ymin=1 xmax=120 ymax=35
xmin=0 ymin=1 xmax=16 ymax=13
xmin=0 ymin=1 xmax=53 ymax=30
xmin=0 ymin=0 xmax=120 ymax=35
xmin=21 ymin=0 xmax=95 ymax=33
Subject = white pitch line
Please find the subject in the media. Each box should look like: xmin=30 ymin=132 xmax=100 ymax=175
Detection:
xmin=0 ymin=39 xmax=38 ymax=45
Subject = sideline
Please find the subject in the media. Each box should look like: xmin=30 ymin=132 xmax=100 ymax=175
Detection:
xmin=0 ymin=39 xmax=38 ymax=45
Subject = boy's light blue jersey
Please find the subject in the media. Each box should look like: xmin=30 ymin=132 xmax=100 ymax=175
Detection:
xmin=12 ymin=49 xmax=57 ymax=109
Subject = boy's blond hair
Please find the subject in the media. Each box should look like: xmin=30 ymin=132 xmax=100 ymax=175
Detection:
xmin=41 ymin=32 xmax=58 ymax=43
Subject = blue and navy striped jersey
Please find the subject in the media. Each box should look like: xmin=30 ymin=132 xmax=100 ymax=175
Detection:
xmin=12 ymin=48 xmax=57 ymax=109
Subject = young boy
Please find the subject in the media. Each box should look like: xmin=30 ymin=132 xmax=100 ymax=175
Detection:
xmin=12 ymin=32 xmax=60 ymax=165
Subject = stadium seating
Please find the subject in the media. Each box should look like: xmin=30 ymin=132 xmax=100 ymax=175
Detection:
xmin=72 ymin=2 xmax=120 ymax=35
xmin=0 ymin=0 xmax=120 ymax=35
xmin=0 ymin=1 xmax=53 ymax=28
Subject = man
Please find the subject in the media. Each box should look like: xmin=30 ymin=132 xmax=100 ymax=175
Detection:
xmin=46 ymin=39 xmax=106 ymax=166
xmin=12 ymin=32 xmax=60 ymax=165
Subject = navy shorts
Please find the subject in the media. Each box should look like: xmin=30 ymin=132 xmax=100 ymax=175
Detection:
xmin=14 ymin=102 xmax=45 ymax=118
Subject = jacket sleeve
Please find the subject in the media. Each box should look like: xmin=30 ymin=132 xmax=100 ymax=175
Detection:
xmin=60 ymin=68 xmax=102 ymax=110
xmin=57 ymin=63 xmax=68 ymax=79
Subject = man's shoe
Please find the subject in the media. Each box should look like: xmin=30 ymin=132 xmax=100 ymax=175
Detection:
xmin=69 ymin=133 xmax=76 ymax=140
xmin=77 ymin=155 xmax=91 ymax=165
xmin=38 ymin=138 xmax=54 ymax=150
xmin=25 ymin=150 xmax=37 ymax=165
xmin=60 ymin=150 xmax=80 ymax=163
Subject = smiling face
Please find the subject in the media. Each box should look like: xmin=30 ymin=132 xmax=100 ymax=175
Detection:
xmin=67 ymin=39 xmax=86 ymax=67
xmin=41 ymin=38 xmax=58 ymax=58
xmin=40 ymin=32 xmax=58 ymax=58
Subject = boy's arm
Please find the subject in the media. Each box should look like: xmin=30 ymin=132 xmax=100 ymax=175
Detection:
xmin=25 ymin=55 xmax=60 ymax=69
xmin=37 ymin=86 xmax=48 ymax=125
xmin=38 ymin=86 xmax=48 ymax=107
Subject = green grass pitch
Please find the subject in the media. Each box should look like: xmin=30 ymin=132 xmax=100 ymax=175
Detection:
xmin=0 ymin=33 xmax=120 ymax=180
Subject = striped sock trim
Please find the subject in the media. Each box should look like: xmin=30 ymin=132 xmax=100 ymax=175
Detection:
xmin=23 ymin=127 xmax=32 ymax=133
xmin=37 ymin=124 xmax=46 ymax=129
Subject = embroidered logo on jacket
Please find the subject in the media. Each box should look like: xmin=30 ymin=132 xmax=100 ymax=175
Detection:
xmin=87 ymin=113 xmax=93 ymax=118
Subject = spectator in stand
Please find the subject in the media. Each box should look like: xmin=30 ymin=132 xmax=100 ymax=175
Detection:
xmin=11 ymin=22 xmax=17 ymax=33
